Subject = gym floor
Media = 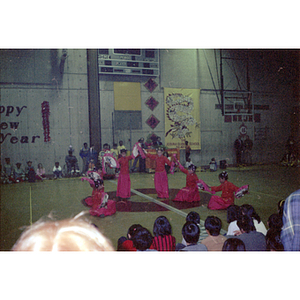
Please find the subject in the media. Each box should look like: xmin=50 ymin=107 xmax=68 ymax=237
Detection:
xmin=1 ymin=164 xmax=299 ymax=251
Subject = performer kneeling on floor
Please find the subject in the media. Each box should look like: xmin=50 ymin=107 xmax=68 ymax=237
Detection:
xmin=173 ymin=156 xmax=200 ymax=202
xmin=207 ymin=171 xmax=249 ymax=210
xmin=81 ymin=171 xmax=116 ymax=217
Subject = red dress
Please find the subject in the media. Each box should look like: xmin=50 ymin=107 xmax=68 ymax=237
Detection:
xmin=117 ymin=154 xmax=134 ymax=199
xmin=85 ymin=188 xmax=116 ymax=217
xmin=173 ymin=165 xmax=200 ymax=202
xmin=146 ymin=153 xmax=172 ymax=198
xmin=208 ymin=180 xmax=239 ymax=210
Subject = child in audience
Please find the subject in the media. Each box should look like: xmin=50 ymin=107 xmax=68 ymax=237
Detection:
xmin=152 ymin=216 xmax=176 ymax=251
xmin=201 ymin=216 xmax=227 ymax=251
xmin=117 ymin=140 xmax=126 ymax=158
xmin=144 ymin=147 xmax=173 ymax=199
xmin=176 ymin=222 xmax=207 ymax=251
xmin=207 ymin=171 xmax=247 ymax=210
xmin=111 ymin=143 xmax=119 ymax=159
xmin=36 ymin=163 xmax=46 ymax=180
xmin=226 ymin=205 xmax=240 ymax=235
xmin=266 ymin=228 xmax=284 ymax=251
xmin=3 ymin=157 xmax=13 ymax=183
xmin=117 ymin=224 xmax=143 ymax=251
xmin=53 ymin=162 xmax=62 ymax=179
xmin=209 ymin=158 xmax=217 ymax=172
xmin=173 ymin=161 xmax=200 ymax=202
xmin=227 ymin=204 xmax=267 ymax=235
xmin=25 ymin=161 xmax=36 ymax=182
xmin=185 ymin=157 xmax=193 ymax=169
xmin=181 ymin=211 xmax=203 ymax=245
xmin=240 ymin=204 xmax=267 ymax=235
xmin=267 ymin=213 xmax=283 ymax=231
xmin=117 ymin=148 xmax=134 ymax=200
xmin=222 ymin=238 xmax=246 ymax=251
xmin=227 ymin=215 xmax=266 ymax=251
xmin=14 ymin=162 xmax=25 ymax=183
xmin=131 ymin=227 xmax=157 ymax=251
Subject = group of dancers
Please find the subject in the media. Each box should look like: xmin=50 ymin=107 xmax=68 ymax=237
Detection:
xmin=81 ymin=143 xmax=249 ymax=218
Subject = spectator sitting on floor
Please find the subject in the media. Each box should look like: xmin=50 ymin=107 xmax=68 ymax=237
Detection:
xmin=14 ymin=162 xmax=25 ymax=183
xmin=36 ymin=163 xmax=46 ymax=181
xmin=53 ymin=162 xmax=62 ymax=179
xmin=131 ymin=227 xmax=157 ymax=251
xmin=227 ymin=204 xmax=267 ymax=236
xmin=266 ymin=228 xmax=284 ymax=251
xmin=176 ymin=222 xmax=207 ymax=251
xmin=222 ymin=238 xmax=246 ymax=251
xmin=151 ymin=216 xmax=176 ymax=251
xmin=201 ymin=216 xmax=227 ymax=251
xmin=25 ymin=161 xmax=36 ymax=182
xmin=226 ymin=205 xmax=240 ymax=236
xmin=181 ymin=211 xmax=201 ymax=246
xmin=3 ymin=157 xmax=14 ymax=183
xmin=117 ymin=224 xmax=143 ymax=251
xmin=227 ymin=215 xmax=266 ymax=251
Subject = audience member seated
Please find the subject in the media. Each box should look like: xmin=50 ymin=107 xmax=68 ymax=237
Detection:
xmin=3 ymin=157 xmax=14 ymax=183
xmin=12 ymin=211 xmax=114 ymax=251
xmin=36 ymin=163 xmax=46 ymax=181
xmin=65 ymin=150 xmax=80 ymax=176
xmin=53 ymin=162 xmax=62 ymax=179
xmin=176 ymin=222 xmax=207 ymax=251
xmin=117 ymin=224 xmax=143 ymax=251
xmin=131 ymin=227 xmax=157 ymax=251
xmin=222 ymin=238 xmax=246 ymax=251
xmin=181 ymin=211 xmax=202 ymax=245
xmin=266 ymin=228 xmax=284 ymax=251
xmin=25 ymin=161 xmax=36 ymax=182
xmin=226 ymin=205 xmax=240 ymax=235
xmin=227 ymin=204 xmax=267 ymax=236
xmin=14 ymin=162 xmax=25 ymax=183
xmin=201 ymin=216 xmax=227 ymax=251
xmin=267 ymin=213 xmax=283 ymax=231
xmin=227 ymin=215 xmax=266 ymax=251
xmin=240 ymin=204 xmax=267 ymax=235
xmin=151 ymin=216 xmax=176 ymax=251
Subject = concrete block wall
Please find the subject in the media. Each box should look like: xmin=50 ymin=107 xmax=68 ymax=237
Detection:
xmin=0 ymin=49 xmax=90 ymax=174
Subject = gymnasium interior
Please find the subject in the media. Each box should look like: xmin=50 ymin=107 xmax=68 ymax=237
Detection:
xmin=1 ymin=49 xmax=300 ymax=252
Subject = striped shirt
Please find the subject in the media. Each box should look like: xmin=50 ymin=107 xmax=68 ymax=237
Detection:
xmin=152 ymin=235 xmax=176 ymax=251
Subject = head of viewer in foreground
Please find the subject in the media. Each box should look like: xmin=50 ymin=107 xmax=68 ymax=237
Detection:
xmin=12 ymin=212 xmax=114 ymax=251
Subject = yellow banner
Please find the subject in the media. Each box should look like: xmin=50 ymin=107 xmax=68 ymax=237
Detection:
xmin=114 ymin=82 xmax=141 ymax=111
xmin=164 ymin=88 xmax=201 ymax=150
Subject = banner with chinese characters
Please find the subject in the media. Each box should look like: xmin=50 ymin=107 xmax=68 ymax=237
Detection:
xmin=164 ymin=88 xmax=201 ymax=150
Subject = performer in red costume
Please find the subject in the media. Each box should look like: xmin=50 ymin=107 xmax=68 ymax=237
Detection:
xmin=144 ymin=147 xmax=173 ymax=199
xmin=81 ymin=171 xmax=116 ymax=217
xmin=173 ymin=157 xmax=200 ymax=202
xmin=116 ymin=148 xmax=134 ymax=200
xmin=208 ymin=171 xmax=248 ymax=210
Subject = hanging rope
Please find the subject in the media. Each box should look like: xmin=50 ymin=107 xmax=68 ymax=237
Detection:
xmin=202 ymin=49 xmax=221 ymax=105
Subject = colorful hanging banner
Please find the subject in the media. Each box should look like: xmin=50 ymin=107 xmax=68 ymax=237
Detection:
xmin=164 ymin=88 xmax=201 ymax=150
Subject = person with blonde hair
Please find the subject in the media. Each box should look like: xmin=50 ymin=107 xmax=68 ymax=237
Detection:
xmin=12 ymin=212 xmax=114 ymax=251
